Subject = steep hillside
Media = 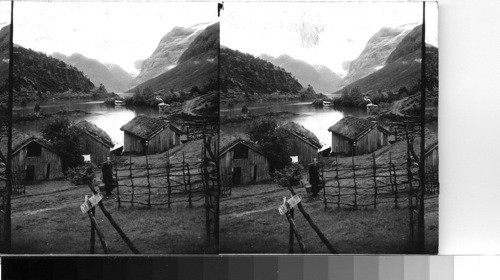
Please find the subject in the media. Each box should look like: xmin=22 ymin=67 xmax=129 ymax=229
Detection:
xmin=334 ymin=24 xmax=438 ymax=95
xmin=129 ymin=22 xmax=219 ymax=93
xmin=340 ymin=25 xmax=415 ymax=87
xmin=259 ymin=54 xmax=342 ymax=93
xmin=52 ymin=53 xmax=133 ymax=92
xmin=221 ymin=49 xmax=302 ymax=95
xmin=132 ymin=24 xmax=209 ymax=88
xmin=13 ymin=47 xmax=94 ymax=95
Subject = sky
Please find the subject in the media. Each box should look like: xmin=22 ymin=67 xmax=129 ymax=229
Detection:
xmin=13 ymin=2 xmax=217 ymax=76
xmin=0 ymin=1 xmax=11 ymax=29
xmin=222 ymin=1 xmax=438 ymax=75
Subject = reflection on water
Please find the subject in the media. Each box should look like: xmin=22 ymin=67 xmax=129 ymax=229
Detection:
xmin=221 ymin=101 xmax=366 ymax=149
xmin=14 ymin=94 xmax=157 ymax=148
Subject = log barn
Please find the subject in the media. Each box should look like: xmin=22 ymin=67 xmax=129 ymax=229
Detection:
xmin=120 ymin=115 xmax=183 ymax=154
xmin=219 ymin=134 xmax=270 ymax=186
xmin=328 ymin=116 xmax=389 ymax=155
xmin=1 ymin=130 xmax=63 ymax=181
xmin=75 ymin=120 xmax=114 ymax=165
xmin=281 ymin=122 xmax=322 ymax=165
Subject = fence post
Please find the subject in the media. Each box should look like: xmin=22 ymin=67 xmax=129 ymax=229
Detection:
xmin=181 ymin=152 xmax=191 ymax=208
xmin=289 ymin=208 xmax=294 ymax=253
xmin=145 ymin=145 xmax=151 ymax=208
xmin=129 ymin=152 xmax=134 ymax=206
xmin=166 ymin=162 xmax=171 ymax=209
xmin=392 ymin=163 xmax=399 ymax=209
xmin=114 ymin=156 xmax=120 ymax=208
xmin=351 ymin=152 xmax=358 ymax=210
xmin=335 ymin=151 xmax=340 ymax=209
xmin=187 ymin=162 xmax=192 ymax=208
xmin=321 ymin=163 xmax=327 ymax=210
xmin=372 ymin=153 xmax=378 ymax=209
xmin=90 ymin=207 xmax=96 ymax=254
xmin=286 ymin=185 xmax=338 ymax=254
xmin=284 ymin=210 xmax=305 ymax=253
xmin=87 ymin=210 xmax=109 ymax=254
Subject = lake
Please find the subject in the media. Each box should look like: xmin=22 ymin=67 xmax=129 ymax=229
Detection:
xmin=220 ymin=100 xmax=367 ymax=149
xmin=13 ymin=93 xmax=158 ymax=149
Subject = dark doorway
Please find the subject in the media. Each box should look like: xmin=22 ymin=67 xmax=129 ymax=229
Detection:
xmin=26 ymin=165 xmax=35 ymax=181
xmin=232 ymin=167 xmax=242 ymax=185
xmin=253 ymin=165 xmax=257 ymax=181
xmin=46 ymin=164 xmax=51 ymax=179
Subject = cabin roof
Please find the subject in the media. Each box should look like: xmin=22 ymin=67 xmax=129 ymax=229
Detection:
xmin=120 ymin=115 xmax=169 ymax=139
xmin=327 ymin=116 xmax=378 ymax=141
xmin=281 ymin=122 xmax=321 ymax=148
xmin=75 ymin=120 xmax=114 ymax=147
xmin=219 ymin=133 xmax=267 ymax=158
xmin=0 ymin=129 xmax=59 ymax=160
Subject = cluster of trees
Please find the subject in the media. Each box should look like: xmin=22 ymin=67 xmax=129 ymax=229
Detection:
xmin=332 ymin=87 xmax=369 ymax=108
xmin=247 ymin=118 xmax=291 ymax=171
xmin=41 ymin=117 xmax=84 ymax=171
xmin=246 ymin=117 xmax=304 ymax=187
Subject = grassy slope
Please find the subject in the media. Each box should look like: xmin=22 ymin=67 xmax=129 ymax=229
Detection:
xmin=220 ymin=134 xmax=438 ymax=254
xmin=10 ymin=141 xmax=214 ymax=254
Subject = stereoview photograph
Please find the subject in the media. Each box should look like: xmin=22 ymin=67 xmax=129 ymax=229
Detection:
xmin=219 ymin=1 xmax=438 ymax=254
xmin=0 ymin=1 xmax=219 ymax=254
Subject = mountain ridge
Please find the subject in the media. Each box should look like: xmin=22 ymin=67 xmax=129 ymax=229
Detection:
xmin=51 ymin=52 xmax=133 ymax=92
xmin=259 ymin=54 xmax=342 ymax=93
xmin=129 ymin=22 xmax=219 ymax=94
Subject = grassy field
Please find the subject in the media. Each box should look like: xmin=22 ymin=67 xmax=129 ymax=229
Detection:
xmin=220 ymin=182 xmax=438 ymax=254
xmin=10 ymin=179 xmax=215 ymax=254
xmin=220 ymin=135 xmax=439 ymax=254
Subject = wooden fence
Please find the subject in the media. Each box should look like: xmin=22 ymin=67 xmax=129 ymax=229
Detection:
xmin=321 ymin=152 xmax=438 ymax=210
xmin=113 ymin=152 xmax=205 ymax=208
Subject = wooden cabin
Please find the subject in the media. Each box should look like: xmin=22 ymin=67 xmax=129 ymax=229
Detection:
xmin=281 ymin=122 xmax=322 ymax=165
xmin=219 ymin=134 xmax=270 ymax=186
xmin=328 ymin=116 xmax=389 ymax=155
xmin=0 ymin=131 xmax=63 ymax=181
xmin=120 ymin=115 xmax=183 ymax=154
xmin=75 ymin=120 xmax=114 ymax=165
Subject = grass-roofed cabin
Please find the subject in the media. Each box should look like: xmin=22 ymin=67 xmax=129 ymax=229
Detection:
xmin=328 ymin=116 xmax=389 ymax=155
xmin=281 ymin=122 xmax=322 ymax=165
xmin=220 ymin=134 xmax=270 ymax=186
xmin=75 ymin=120 xmax=114 ymax=165
xmin=0 ymin=130 xmax=63 ymax=181
xmin=120 ymin=115 xmax=183 ymax=155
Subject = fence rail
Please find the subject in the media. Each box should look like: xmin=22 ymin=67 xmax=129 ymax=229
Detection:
xmin=113 ymin=152 xmax=205 ymax=208
xmin=321 ymin=152 xmax=438 ymax=210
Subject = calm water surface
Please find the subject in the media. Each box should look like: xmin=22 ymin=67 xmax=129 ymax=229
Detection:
xmin=14 ymin=93 xmax=157 ymax=148
xmin=221 ymin=100 xmax=367 ymax=149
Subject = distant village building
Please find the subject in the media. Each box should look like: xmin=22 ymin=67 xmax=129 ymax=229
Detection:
xmin=75 ymin=120 xmax=114 ymax=165
xmin=366 ymin=103 xmax=379 ymax=115
xmin=219 ymin=134 xmax=270 ymax=186
xmin=281 ymin=122 xmax=322 ymax=165
xmin=327 ymin=116 xmax=390 ymax=155
xmin=1 ymin=131 xmax=63 ymax=181
xmin=120 ymin=115 xmax=183 ymax=154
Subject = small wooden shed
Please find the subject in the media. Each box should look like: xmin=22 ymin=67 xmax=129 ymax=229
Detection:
xmin=120 ymin=115 xmax=183 ymax=154
xmin=281 ymin=122 xmax=322 ymax=165
xmin=328 ymin=116 xmax=389 ymax=155
xmin=75 ymin=120 xmax=114 ymax=165
xmin=1 ymin=131 xmax=64 ymax=181
xmin=219 ymin=134 xmax=270 ymax=186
